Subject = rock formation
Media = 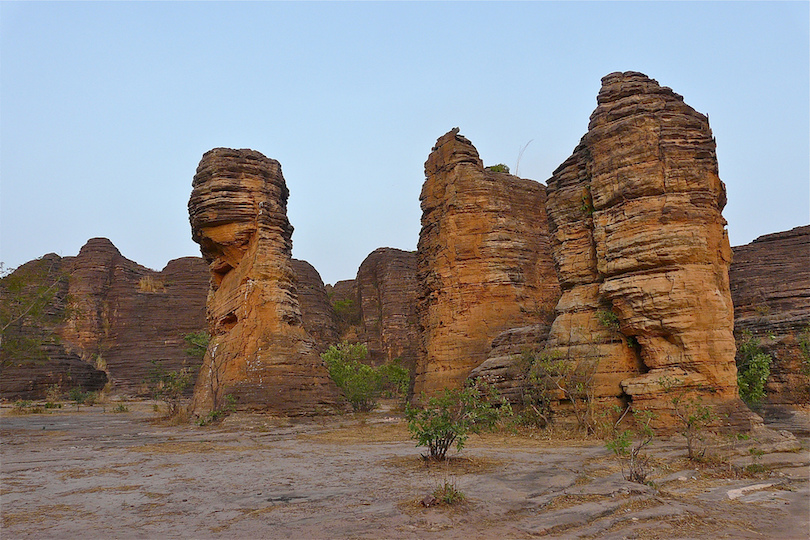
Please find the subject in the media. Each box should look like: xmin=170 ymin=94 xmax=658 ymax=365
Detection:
xmin=544 ymin=72 xmax=747 ymax=426
xmin=354 ymin=248 xmax=419 ymax=370
xmin=291 ymin=259 xmax=339 ymax=353
xmin=188 ymin=148 xmax=344 ymax=415
xmin=730 ymin=226 xmax=810 ymax=405
xmin=414 ymin=129 xmax=561 ymax=399
xmin=0 ymin=240 xmax=208 ymax=400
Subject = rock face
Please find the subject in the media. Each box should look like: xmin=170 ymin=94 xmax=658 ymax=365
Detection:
xmin=0 ymin=255 xmax=108 ymax=400
xmin=544 ymin=72 xmax=746 ymax=426
xmin=0 ymin=240 xmax=208 ymax=400
xmin=354 ymin=248 xmax=419 ymax=369
xmin=730 ymin=226 xmax=810 ymax=405
xmin=291 ymin=259 xmax=339 ymax=353
xmin=414 ymin=129 xmax=561 ymax=399
xmin=62 ymin=238 xmax=209 ymax=395
xmin=188 ymin=148 xmax=344 ymax=415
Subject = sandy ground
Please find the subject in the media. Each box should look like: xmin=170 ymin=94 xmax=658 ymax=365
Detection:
xmin=1 ymin=401 xmax=808 ymax=539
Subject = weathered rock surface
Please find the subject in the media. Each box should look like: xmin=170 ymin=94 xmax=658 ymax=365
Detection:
xmin=0 ymin=240 xmax=208 ymax=399
xmin=291 ymin=259 xmax=339 ymax=353
xmin=62 ymin=238 xmax=209 ymax=395
xmin=469 ymin=324 xmax=551 ymax=405
xmin=354 ymin=248 xmax=419 ymax=369
xmin=730 ymin=226 xmax=810 ymax=405
xmin=545 ymin=72 xmax=749 ymax=427
xmin=414 ymin=129 xmax=561 ymax=398
xmin=188 ymin=148 xmax=344 ymax=415
xmin=0 ymin=255 xmax=108 ymax=400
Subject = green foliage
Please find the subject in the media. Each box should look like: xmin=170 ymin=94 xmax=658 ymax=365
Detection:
xmin=432 ymin=480 xmax=465 ymax=505
xmin=798 ymin=325 xmax=810 ymax=377
xmin=523 ymin=350 xmax=598 ymax=433
xmin=736 ymin=331 xmax=772 ymax=406
xmin=405 ymin=382 xmax=509 ymax=461
xmin=0 ymin=258 xmax=68 ymax=367
xmin=148 ymin=361 xmax=193 ymax=418
xmin=596 ymin=309 xmax=620 ymax=331
xmin=197 ymin=394 xmax=236 ymax=425
xmin=112 ymin=403 xmax=129 ymax=413
xmin=183 ymin=331 xmax=210 ymax=360
xmin=322 ymin=342 xmax=411 ymax=411
xmin=605 ymin=408 xmax=656 ymax=485
xmin=485 ymin=163 xmax=510 ymax=173
xmin=330 ymin=297 xmax=361 ymax=332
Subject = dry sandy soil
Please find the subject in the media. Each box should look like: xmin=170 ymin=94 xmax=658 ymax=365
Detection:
xmin=1 ymin=401 xmax=808 ymax=539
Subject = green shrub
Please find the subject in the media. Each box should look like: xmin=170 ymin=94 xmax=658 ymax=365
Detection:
xmin=485 ymin=163 xmax=510 ymax=173
xmin=737 ymin=331 xmax=772 ymax=406
xmin=197 ymin=394 xmax=236 ymax=425
xmin=183 ymin=331 xmax=210 ymax=360
xmin=605 ymin=408 xmax=655 ymax=485
xmin=433 ymin=480 xmax=465 ymax=505
xmin=148 ymin=361 xmax=193 ymax=418
xmin=322 ymin=342 xmax=411 ymax=411
xmin=405 ymin=382 xmax=509 ymax=461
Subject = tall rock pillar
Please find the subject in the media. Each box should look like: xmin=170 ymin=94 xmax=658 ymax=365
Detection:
xmin=413 ymin=129 xmax=561 ymax=399
xmin=188 ymin=148 xmax=343 ymax=415
xmin=545 ymin=72 xmax=747 ymax=425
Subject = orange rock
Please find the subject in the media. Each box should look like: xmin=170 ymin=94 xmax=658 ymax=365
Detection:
xmin=188 ymin=148 xmax=344 ymax=415
xmin=545 ymin=72 xmax=749 ymax=426
xmin=413 ymin=129 xmax=561 ymax=399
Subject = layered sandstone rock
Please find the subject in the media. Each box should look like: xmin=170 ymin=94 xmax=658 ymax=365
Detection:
xmin=0 ymin=255 xmax=108 ymax=400
xmin=469 ymin=324 xmax=551 ymax=405
xmin=355 ymin=248 xmax=419 ymax=369
xmin=62 ymin=239 xmax=209 ymax=394
xmin=188 ymin=148 xmax=344 ymax=415
xmin=0 ymin=240 xmax=208 ymax=399
xmin=414 ymin=129 xmax=561 ymax=399
xmin=291 ymin=259 xmax=339 ymax=353
xmin=730 ymin=226 xmax=810 ymax=405
xmin=545 ymin=72 xmax=748 ymax=426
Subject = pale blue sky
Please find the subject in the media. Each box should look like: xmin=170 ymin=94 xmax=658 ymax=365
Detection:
xmin=2 ymin=1 xmax=808 ymax=285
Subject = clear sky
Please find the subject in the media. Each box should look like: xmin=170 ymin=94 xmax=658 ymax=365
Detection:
xmin=2 ymin=1 xmax=808 ymax=286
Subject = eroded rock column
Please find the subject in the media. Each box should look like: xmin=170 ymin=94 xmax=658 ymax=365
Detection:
xmin=545 ymin=72 xmax=746 ymax=425
xmin=414 ymin=129 xmax=561 ymax=399
xmin=188 ymin=148 xmax=343 ymax=415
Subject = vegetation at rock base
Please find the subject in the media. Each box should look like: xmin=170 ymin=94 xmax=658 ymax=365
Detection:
xmin=147 ymin=361 xmax=193 ymax=418
xmin=605 ymin=408 xmax=656 ymax=485
xmin=519 ymin=350 xmax=598 ymax=433
xmin=0 ymin=259 xmax=69 ymax=368
xmin=405 ymin=381 xmax=510 ymax=461
xmin=322 ymin=342 xmax=410 ymax=412
xmin=736 ymin=330 xmax=773 ymax=406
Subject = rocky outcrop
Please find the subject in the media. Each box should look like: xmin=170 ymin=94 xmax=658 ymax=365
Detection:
xmin=545 ymin=72 xmax=749 ymax=427
xmin=291 ymin=259 xmax=339 ymax=353
xmin=354 ymin=248 xmax=419 ymax=369
xmin=0 ymin=240 xmax=208 ymax=400
xmin=469 ymin=324 xmax=551 ymax=405
xmin=730 ymin=226 xmax=810 ymax=405
xmin=414 ymin=129 xmax=561 ymax=399
xmin=62 ymin=239 xmax=209 ymax=394
xmin=0 ymin=255 xmax=108 ymax=400
xmin=188 ymin=148 xmax=344 ymax=415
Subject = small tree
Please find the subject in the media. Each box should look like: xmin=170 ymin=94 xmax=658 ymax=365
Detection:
xmin=405 ymin=381 xmax=509 ymax=461
xmin=736 ymin=331 xmax=772 ymax=406
xmin=148 ymin=361 xmax=192 ymax=418
xmin=183 ymin=330 xmax=210 ymax=360
xmin=605 ymin=408 xmax=656 ymax=484
xmin=322 ymin=342 xmax=380 ymax=411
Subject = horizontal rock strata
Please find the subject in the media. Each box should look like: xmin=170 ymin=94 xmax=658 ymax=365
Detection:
xmin=545 ymin=72 xmax=751 ymax=428
xmin=414 ymin=128 xmax=561 ymax=399
xmin=188 ymin=148 xmax=344 ymax=415
xmin=730 ymin=226 xmax=810 ymax=405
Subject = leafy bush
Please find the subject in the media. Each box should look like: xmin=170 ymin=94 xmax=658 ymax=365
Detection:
xmin=596 ymin=309 xmax=620 ymax=331
xmin=148 ymin=361 xmax=193 ymax=418
xmin=183 ymin=331 xmax=210 ymax=360
xmin=736 ymin=331 xmax=772 ymax=406
xmin=605 ymin=408 xmax=656 ymax=485
xmin=322 ymin=342 xmax=411 ymax=411
xmin=405 ymin=382 xmax=509 ymax=461
xmin=485 ymin=163 xmax=510 ymax=173
xmin=197 ymin=394 xmax=236 ymax=425
xmin=523 ymin=350 xmax=598 ymax=433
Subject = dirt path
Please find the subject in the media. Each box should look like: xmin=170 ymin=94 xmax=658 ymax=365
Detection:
xmin=1 ymin=403 xmax=808 ymax=539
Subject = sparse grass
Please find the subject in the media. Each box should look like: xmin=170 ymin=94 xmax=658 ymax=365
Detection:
xmin=137 ymin=275 xmax=165 ymax=293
